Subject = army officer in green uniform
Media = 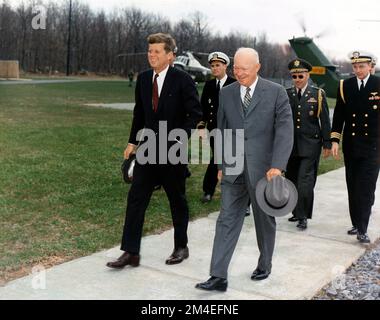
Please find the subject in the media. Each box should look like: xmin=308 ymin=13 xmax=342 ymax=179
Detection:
xmin=286 ymin=59 xmax=332 ymax=230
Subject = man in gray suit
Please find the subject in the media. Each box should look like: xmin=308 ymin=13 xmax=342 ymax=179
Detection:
xmin=195 ymin=48 xmax=294 ymax=291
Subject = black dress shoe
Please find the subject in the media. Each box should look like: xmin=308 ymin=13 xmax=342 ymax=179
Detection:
xmin=288 ymin=216 xmax=298 ymax=222
xmin=297 ymin=218 xmax=307 ymax=230
xmin=251 ymin=268 xmax=271 ymax=281
xmin=245 ymin=207 xmax=251 ymax=216
xmin=201 ymin=194 xmax=212 ymax=203
xmin=106 ymin=252 xmax=140 ymax=269
xmin=347 ymin=227 xmax=358 ymax=235
xmin=357 ymin=233 xmax=370 ymax=243
xmin=165 ymin=246 xmax=189 ymax=265
xmin=195 ymin=276 xmax=228 ymax=292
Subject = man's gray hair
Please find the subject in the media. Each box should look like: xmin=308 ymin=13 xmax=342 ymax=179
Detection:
xmin=235 ymin=47 xmax=260 ymax=64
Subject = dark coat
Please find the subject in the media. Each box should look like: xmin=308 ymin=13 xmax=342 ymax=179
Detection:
xmin=331 ymin=75 xmax=380 ymax=159
xmin=198 ymin=76 xmax=236 ymax=131
xmin=128 ymin=66 xmax=202 ymax=151
xmin=286 ymin=84 xmax=332 ymax=158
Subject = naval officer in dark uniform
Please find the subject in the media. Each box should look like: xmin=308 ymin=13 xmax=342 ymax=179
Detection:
xmin=198 ymin=52 xmax=236 ymax=203
xmin=331 ymin=51 xmax=380 ymax=243
xmin=286 ymin=59 xmax=332 ymax=230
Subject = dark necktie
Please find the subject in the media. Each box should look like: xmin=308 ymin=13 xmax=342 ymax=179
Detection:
xmin=359 ymin=80 xmax=364 ymax=92
xmin=152 ymin=73 xmax=159 ymax=112
xmin=297 ymin=89 xmax=302 ymax=101
xmin=216 ymin=80 xmax=221 ymax=92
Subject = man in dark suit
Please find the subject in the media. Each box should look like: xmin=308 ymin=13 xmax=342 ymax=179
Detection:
xmin=331 ymin=51 xmax=380 ymax=244
xmin=197 ymin=52 xmax=236 ymax=203
xmin=285 ymin=59 xmax=331 ymax=230
xmin=196 ymin=48 xmax=293 ymax=291
xmin=106 ymin=33 xmax=202 ymax=268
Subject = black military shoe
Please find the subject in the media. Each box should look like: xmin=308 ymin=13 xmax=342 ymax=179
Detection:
xmin=347 ymin=227 xmax=358 ymax=235
xmin=245 ymin=207 xmax=251 ymax=216
xmin=297 ymin=218 xmax=307 ymax=230
xmin=288 ymin=216 xmax=298 ymax=222
xmin=357 ymin=233 xmax=370 ymax=243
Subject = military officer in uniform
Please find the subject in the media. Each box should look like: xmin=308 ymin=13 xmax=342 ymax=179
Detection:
xmin=285 ymin=58 xmax=332 ymax=230
xmin=331 ymin=52 xmax=380 ymax=243
xmin=198 ymin=52 xmax=236 ymax=203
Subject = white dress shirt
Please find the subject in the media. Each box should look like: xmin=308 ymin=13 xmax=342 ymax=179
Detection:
xmin=298 ymin=83 xmax=308 ymax=96
xmin=240 ymin=76 xmax=259 ymax=102
xmin=357 ymin=73 xmax=370 ymax=90
xmin=216 ymin=74 xmax=228 ymax=89
xmin=153 ymin=64 xmax=170 ymax=96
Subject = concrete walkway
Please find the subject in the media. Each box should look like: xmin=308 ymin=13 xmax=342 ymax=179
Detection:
xmin=0 ymin=167 xmax=379 ymax=300
xmin=83 ymin=103 xmax=135 ymax=110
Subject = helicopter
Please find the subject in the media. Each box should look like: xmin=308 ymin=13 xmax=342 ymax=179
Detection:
xmin=289 ymin=36 xmax=380 ymax=98
xmin=173 ymin=51 xmax=212 ymax=82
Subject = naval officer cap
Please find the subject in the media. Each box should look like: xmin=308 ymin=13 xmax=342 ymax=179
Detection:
xmin=288 ymin=58 xmax=312 ymax=73
xmin=350 ymin=51 xmax=372 ymax=64
xmin=208 ymin=51 xmax=230 ymax=66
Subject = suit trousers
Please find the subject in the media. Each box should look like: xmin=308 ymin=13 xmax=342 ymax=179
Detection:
xmin=202 ymin=137 xmax=219 ymax=196
xmin=344 ymin=154 xmax=379 ymax=234
xmin=210 ymin=171 xmax=276 ymax=279
xmin=120 ymin=162 xmax=189 ymax=254
xmin=286 ymin=154 xmax=320 ymax=219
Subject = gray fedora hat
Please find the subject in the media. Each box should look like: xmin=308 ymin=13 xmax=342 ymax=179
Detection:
xmin=255 ymin=175 xmax=298 ymax=217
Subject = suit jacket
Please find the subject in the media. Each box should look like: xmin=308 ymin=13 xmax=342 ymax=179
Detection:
xmin=217 ymin=77 xmax=294 ymax=186
xmin=286 ymin=84 xmax=331 ymax=158
xmin=128 ymin=66 xmax=202 ymax=152
xmin=198 ymin=76 xmax=236 ymax=131
xmin=331 ymin=75 xmax=380 ymax=159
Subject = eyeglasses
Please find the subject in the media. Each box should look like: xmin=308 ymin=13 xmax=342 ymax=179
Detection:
xmin=292 ymin=74 xmax=304 ymax=79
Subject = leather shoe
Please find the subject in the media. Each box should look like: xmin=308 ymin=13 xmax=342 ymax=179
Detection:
xmin=245 ymin=206 xmax=251 ymax=216
xmin=165 ymin=246 xmax=189 ymax=265
xmin=195 ymin=276 xmax=228 ymax=292
xmin=288 ymin=216 xmax=298 ymax=222
xmin=106 ymin=252 xmax=140 ymax=269
xmin=251 ymin=268 xmax=271 ymax=281
xmin=297 ymin=218 xmax=307 ymax=230
xmin=201 ymin=194 xmax=212 ymax=203
xmin=347 ymin=227 xmax=358 ymax=235
xmin=357 ymin=233 xmax=370 ymax=243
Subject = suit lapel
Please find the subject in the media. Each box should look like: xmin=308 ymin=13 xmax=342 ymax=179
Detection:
xmin=245 ymin=77 xmax=265 ymax=117
xmin=144 ymin=70 xmax=154 ymax=113
xmin=233 ymin=83 xmax=244 ymax=119
xmin=300 ymin=85 xmax=310 ymax=104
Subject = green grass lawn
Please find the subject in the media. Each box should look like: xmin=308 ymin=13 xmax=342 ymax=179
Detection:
xmin=0 ymin=81 xmax=343 ymax=283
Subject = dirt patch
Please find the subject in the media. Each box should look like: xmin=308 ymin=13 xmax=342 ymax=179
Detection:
xmin=0 ymin=255 xmax=71 ymax=287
